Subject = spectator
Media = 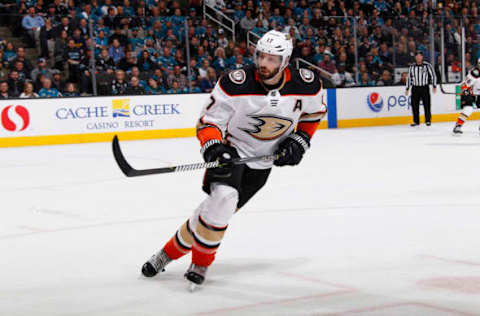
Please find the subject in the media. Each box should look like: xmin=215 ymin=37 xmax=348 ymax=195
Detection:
xmin=108 ymin=39 xmax=125 ymax=64
xmin=230 ymin=54 xmax=245 ymax=70
xmin=197 ymin=59 xmax=211 ymax=79
xmin=199 ymin=67 xmax=217 ymax=93
xmin=359 ymin=72 xmax=375 ymax=86
xmin=104 ymin=6 xmax=117 ymax=29
xmin=39 ymin=18 xmax=54 ymax=58
xmin=54 ymin=16 xmax=72 ymax=38
xmin=377 ymin=70 xmax=393 ymax=86
xmin=2 ymin=42 xmax=16 ymax=67
xmin=111 ymin=70 xmax=128 ymax=95
xmin=378 ymin=42 xmax=393 ymax=70
xmin=167 ymin=80 xmax=186 ymax=94
xmin=318 ymin=54 xmax=337 ymax=74
xmin=365 ymin=53 xmax=382 ymax=80
xmin=395 ymin=43 xmax=411 ymax=67
xmin=167 ymin=65 xmax=188 ymax=90
xmin=31 ymin=58 xmax=53 ymax=82
xmin=128 ymin=28 xmax=144 ymax=54
xmin=332 ymin=62 xmax=355 ymax=87
xmin=95 ymin=30 xmax=109 ymax=54
xmin=157 ymin=47 xmax=177 ymax=73
xmin=19 ymin=81 xmax=39 ymax=98
xmin=11 ymin=47 xmax=34 ymax=75
xmin=299 ymin=45 xmax=315 ymax=65
xmin=13 ymin=61 xmax=29 ymax=82
xmin=0 ymin=62 xmax=7 ymax=81
xmin=54 ymin=30 xmax=69 ymax=71
xmin=126 ymin=76 xmax=145 ymax=95
xmin=7 ymin=70 xmax=24 ymax=97
xmin=212 ymin=47 xmax=228 ymax=73
xmin=0 ymin=81 xmax=10 ymax=99
xmin=63 ymin=82 xmax=79 ymax=97
xmin=96 ymin=48 xmax=116 ymax=74
xmin=145 ymin=78 xmax=161 ymax=95
xmin=38 ymin=78 xmax=62 ymax=97
xmin=64 ymin=39 xmax=83 ymax=82
xmin=217 ymin=29 xmax=228 ymax=48
xmin=22 ymin=7 xmax=44 ymax=48
xmin=240 ymin=10 xmax=256 ymax=34
xmin=395 ymin=71 xmax=408 ymax=86
xmin=109 ymin=27 xmax=129 ymax=48
xmin=136 ymin=50 xmax=155 ymax=72
xmin=51 ymin=70 xmax=65 ymax=92
xmin=128 ymin=67 xmax=147 ymax=87
xmin=189 ymin=79 xmax=202 ymax=93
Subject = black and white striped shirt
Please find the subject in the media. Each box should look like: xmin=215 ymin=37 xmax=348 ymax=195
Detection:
xmin=406 ymin=61 xmax=437 ymax=90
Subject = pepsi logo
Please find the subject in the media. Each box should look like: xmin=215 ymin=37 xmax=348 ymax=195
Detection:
xmin=367 ymin=92 xmax=383 ymax=112
xmin=1 ymin=105 xmax=30 ymax=132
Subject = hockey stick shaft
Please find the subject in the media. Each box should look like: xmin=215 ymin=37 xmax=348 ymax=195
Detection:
xmin=112 ymin=135 xmax=280 ymax=177
xmin=438 ymin=82 xmax=480 ymax=96
xmin=439 ymin=82 xmax=460 ymax=95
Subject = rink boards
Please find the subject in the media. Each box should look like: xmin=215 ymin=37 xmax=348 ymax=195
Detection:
xmin=0 ymin=84 xmax=477 ymax=147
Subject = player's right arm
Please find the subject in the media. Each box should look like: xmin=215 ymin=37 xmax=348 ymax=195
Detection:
xmin=196 ymin=77 xmax=237 ymax=168
xmin=196 ymin=77 xmax=234 ymax=147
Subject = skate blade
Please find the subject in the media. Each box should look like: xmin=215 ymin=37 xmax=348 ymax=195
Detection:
xmin=187 ymin=280 xmax=201 ymax=292
xmin=452 ymin=132 xmax=463 ymax=136
xmin=188 ymin=282 xmax=198 ymax=292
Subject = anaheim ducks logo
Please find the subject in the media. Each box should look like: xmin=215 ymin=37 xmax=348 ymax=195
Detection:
xmin=241 ymin=115 xmax=293 ymax=140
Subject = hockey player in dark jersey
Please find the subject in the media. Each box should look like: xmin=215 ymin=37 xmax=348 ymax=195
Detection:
xmin=141 ymin=30 xmax=327 ymax=290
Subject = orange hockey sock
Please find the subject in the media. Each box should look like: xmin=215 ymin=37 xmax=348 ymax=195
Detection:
xmin=163 ymin=220 xmax=194 ymax=260
xmin=191 ymin=216 xmax=227 ymax=267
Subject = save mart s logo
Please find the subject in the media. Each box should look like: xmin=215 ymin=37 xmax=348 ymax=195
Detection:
xmin=1 ymin=105 xmax=30 ymax=132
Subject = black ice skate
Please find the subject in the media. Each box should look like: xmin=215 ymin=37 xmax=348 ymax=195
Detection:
xmin=184 ymin=263 xmax=208 ymax=291
xmin=453 ymin=125 xmax=463 ymax=134
xmin=141 ymin=250 xmax=172 ymax=277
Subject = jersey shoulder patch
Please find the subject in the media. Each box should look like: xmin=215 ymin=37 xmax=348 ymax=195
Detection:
xmin=219 ymin=65 xmax=266 ymax=96
xmin=299 ymin=68 xmax=314 ymax=83
xmin=281 ymin=67 xmax=322 ymax=96
xmin=471 ymin=68 xmax=480 ymax=78
xmin=228 ymin=69 xmax=246 ymax=84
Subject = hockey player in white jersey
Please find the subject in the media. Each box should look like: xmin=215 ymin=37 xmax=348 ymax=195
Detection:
xmin=453 ymin=58 xmax=480 ymax=134
xmin=141 ymin=30 xmax=327 ymax=289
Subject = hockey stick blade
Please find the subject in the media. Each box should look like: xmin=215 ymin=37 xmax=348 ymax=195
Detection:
xmin=112 ymin=135 xmax=280 ymax=177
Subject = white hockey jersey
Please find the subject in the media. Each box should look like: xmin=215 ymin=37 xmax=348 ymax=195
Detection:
xmin=197 ymin=65 xmax=327 ymax=169
xmin=462 ymin=67 xmax=480 ymax=95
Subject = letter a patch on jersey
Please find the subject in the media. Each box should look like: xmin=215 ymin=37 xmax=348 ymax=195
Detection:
xmin=240 ymin=115 xmax=293 ymax=141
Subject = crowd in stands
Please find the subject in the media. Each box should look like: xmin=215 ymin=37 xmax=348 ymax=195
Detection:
xmin=0 ymin=0 xmax=479 ymax=98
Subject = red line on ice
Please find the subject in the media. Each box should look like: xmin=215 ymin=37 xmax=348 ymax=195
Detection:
xmin=195 ymin=290 xmax=353 ymax=315
xmin=316 ymin=302 xmax=478 ymax=316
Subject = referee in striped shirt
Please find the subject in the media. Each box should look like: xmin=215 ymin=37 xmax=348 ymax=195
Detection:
xmin=405 ymin=52 xmax=437 ymax=126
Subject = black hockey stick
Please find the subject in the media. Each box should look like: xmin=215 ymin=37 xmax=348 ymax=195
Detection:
xmin=439 ymin=82 xmax=460 ymax=95
xmin=112 ymin=135 xmax=281 ymax=177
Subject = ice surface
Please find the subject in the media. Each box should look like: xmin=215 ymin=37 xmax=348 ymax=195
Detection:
xmin=1 ymin=122 xmax=480 ymax=316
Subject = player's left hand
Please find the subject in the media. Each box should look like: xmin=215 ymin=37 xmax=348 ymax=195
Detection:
xmin=274 ymin=131 xmax=310 ymax=167
xmin=433 ymin=87 xmax=437 ymax=94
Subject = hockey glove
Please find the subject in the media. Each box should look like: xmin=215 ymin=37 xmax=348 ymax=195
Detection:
xmin=202 ymin=140 xmax=239 ymax=177
xmin=274 ymin=131 xmax=310 ymax=167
